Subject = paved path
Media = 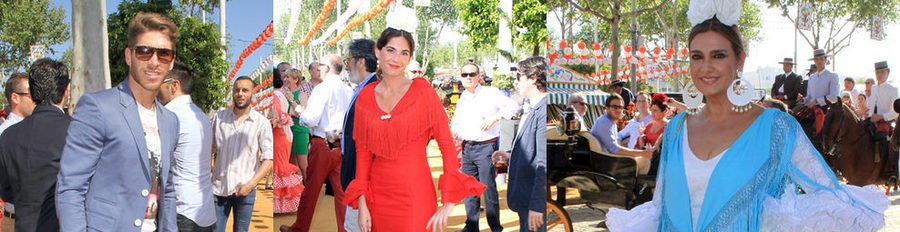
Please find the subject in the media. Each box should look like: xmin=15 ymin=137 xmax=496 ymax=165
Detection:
xmin=551 ymin=188 xmax=900 ymax=232
xmin=275 ymin=141 xmax=527 ymax=231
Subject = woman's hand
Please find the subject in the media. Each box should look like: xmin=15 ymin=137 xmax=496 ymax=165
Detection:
xmin=426 ymin=202 xmax=456 ymax=232
xmin=358 ymin=196 xmax=372 ymax=232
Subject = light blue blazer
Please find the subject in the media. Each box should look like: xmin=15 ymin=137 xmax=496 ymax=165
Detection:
xmin=56 ymin=80 xmax=179 ymax=231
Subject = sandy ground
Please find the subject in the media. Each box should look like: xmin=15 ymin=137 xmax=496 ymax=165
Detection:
xmin=274 ymin=140 xmax=527 ymax=231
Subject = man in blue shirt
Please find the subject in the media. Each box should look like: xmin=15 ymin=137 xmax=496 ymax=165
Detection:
xmin=590 ymin=93 xmax=652 ymax=158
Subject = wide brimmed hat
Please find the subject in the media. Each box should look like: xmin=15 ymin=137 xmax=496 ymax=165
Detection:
xmin=808 ymin=49 xmax=831 ymax=60
xmin=806 ymin=64 xmax=817 ymax=71
xmin=610 ymin=79 xmax=627 ymax=87
xmin=778 ymin=58 xmax=795 ymax=65
xmin=875 ymin=61 xmax=890 ymax=70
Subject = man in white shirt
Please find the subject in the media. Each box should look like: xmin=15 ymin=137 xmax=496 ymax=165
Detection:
xmin=157 ymin=62 xmax=216 ymax=231
xmin=292 ymin=54 xmax=353 ymax=232
xmin=211 ymin=76 xmax=274 ymax=232
xmin=0 ymin=73 xmax=36 ymax=136
xmin=865 ymin=61 xmax=897 ymax=163
xmin=567 ymin=93 xmax=588 ymax=131
xmin=451 ymin=62 xmax=518 ymax=232
xmin=0 ymin=72 xmax=34 ymax=218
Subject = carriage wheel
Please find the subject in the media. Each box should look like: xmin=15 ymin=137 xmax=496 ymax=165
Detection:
xmin=546 ymin=200 xmax=573 ymax=232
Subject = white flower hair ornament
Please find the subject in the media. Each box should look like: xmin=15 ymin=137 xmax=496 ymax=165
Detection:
xmin=386 ymin=4 xmax=418 ymax=34
xmin=687 ymin=0 xmax=742 ymax=26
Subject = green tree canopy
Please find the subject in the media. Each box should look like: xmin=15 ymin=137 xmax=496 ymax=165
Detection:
xmin=108 ymin=0 xmax=228 ymax=112
xmin=0 ymin=0 xmax=69 ymax=74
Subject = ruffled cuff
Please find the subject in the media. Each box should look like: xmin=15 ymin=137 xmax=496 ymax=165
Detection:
xmin=438 ymin=172 xmax=486 ymax=203
xmin=273 ymin=174 xmax=304 ymax=199
xmin=343 ymin=180 xmax=372 ymax=209
xmin=762 ymin=184 xmax=889 ymax=232
xmin=606 ymin=202 xmax=660 ymax=232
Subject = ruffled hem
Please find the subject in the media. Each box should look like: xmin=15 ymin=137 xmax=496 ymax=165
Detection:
xmin=273 ymin=174 xmax=304 ymax=199
xmin=761 ymin=184 xmax=888 ymax=232
xmin=606 ymin=202 xmax=660 ymax=232
xmin=343 ymin=180 xmax=371 ymax=209
xmin=438 ymin=172 xmax=487 ymax=203
xmin=274 ymin=194 xmax=301 ymax=213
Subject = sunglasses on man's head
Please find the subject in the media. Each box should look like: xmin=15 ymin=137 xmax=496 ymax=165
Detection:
xmin=133 ymin=46 xmax=174 ymax=63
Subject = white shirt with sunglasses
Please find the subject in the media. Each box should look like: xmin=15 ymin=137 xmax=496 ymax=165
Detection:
xmin=451 ymin=85 xmax=520 ymax=142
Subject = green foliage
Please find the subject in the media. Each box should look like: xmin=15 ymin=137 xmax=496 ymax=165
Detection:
xmin=454 ymin=0 xmax=501 ymax=51
xmin=0 ymin=0 xmax=69 ymax=73
xmin=512 ymin=0 xmax=549 ymax=56
xmin=491 ymin=73 xmax=514 ymax=90
xmin=107 ymin=0 xmax=228 ymax=112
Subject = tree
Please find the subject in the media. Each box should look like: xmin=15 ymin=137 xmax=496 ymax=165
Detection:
xmin=565 ymin=0 xmax=669 ymax=82
xmin=454 ymin=0 xmax=501 ymax=51
xmin=416 ymin=0 xmax=459 ymax=74
xmin=513 ymin=0 xmax=549 ymax=56
xmin=178 ymin=0 xmax=228 ymax=18
xmin=0 ymin=0 xmax=69 ymax=74
xmin=107 ymin=0 xmax=229 ymax=112
xmin=765 ymin=0 xmax=900 ymax=68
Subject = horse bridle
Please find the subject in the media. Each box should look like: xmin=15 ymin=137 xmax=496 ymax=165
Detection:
xmin=822 ymin=103 xmax=863 ymax=157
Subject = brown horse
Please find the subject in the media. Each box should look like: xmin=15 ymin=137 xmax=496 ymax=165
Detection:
xmin=820 ymin=99 xmax=898 ymax=186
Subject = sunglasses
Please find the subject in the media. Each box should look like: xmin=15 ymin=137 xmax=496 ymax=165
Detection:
xmin=460 ymin=72 xmax=478 ymax=78
xmin=132 ymin=46 xmax=174 ymax=63
xmin=608 ymin=104 xmax=624 ymax=110
xmin=570 ymin=101 xmax=585 ymax=106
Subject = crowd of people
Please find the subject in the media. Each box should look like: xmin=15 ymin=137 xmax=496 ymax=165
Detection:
xmin=0 ymin=6 xmax=552 ymax=232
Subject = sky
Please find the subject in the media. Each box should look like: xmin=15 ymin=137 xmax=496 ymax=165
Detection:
xmin=47 ymin=0 xmax=273 ymax=78
xmin=547 ymin=0 xmax=900 ymax=89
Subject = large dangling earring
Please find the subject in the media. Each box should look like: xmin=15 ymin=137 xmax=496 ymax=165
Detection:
xmin=727 ymin=71 xmax=754 ymax=113
xmin=684 ymin=82 xmax=704 ymax=115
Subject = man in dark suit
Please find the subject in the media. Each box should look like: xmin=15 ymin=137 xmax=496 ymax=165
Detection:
xmin=771 ymin=58 xmax=803 ymax=108
xmin=492 ymin=56 xmax=547 ymax=232
xmin=0 ymin=58 xmax=71 ymax=232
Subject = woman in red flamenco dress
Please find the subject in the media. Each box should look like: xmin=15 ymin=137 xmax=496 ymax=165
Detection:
xmin=271 ymin=75 xmax=304 ymax=213
xmin=343 ymin=27 xmax=486 ymax=232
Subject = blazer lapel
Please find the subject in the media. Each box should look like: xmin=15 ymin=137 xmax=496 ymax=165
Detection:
xmin=156 ymin=100 xmax=174 ymax=186
xmin=118 ymin=81 xmax=151 ymax=182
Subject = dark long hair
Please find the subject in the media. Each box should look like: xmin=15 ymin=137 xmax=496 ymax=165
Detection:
xmin=688 ymin=16 xmax=745 ymax=61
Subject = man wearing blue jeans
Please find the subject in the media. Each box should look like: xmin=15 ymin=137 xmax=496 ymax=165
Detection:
xmin=451 ymin=62 xmax=519 ymax=232
xmin=211 ymin=76 xmax=274 ymax=232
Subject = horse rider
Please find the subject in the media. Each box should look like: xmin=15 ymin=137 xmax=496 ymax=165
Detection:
xmin=771 ymin=58 xmax=803 ymax=109
xmin=866 ymin=61 xmax=897 ymax=163
xmin=799 ymin=49 xmax=841 ymax=137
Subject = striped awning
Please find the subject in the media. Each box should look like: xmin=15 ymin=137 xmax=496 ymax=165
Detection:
xmin=547 ymin=83 xmax=610 ymax=105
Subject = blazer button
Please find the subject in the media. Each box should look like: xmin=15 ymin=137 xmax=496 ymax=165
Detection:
xmin=134 ymin=219 xmax=142 ymax=227
xmin=141 ymin=189 xmax=149 ymax=197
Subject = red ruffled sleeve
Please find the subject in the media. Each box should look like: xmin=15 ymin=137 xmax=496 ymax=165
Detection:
xmin=424 ymin=79 xmax=487 ymax=203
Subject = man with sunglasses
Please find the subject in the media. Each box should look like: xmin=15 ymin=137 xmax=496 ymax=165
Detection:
xmin=451 ymin=62 xmax=518 ymax=232
xmin=590 ymin=94 xmax=652 ymax=159
xmin=57 ymin=12 xmax=180 ymax=232
xmin=0 ymin=73 xmax=35 ymax=136
xmin=567 ymin=93 xmax=588 ymax=131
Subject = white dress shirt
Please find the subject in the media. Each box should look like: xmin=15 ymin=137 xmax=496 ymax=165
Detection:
xmin=0 ymin=112 xmax=24 ymax=137
xmin=451 ymin=85 xmax=520 ymax=141
xmin=298 ymin=75 xmax=353 ymax=138
xmin=867 ymin=82 xmax=899 ymax=121
xmin=164 ymin=95 xmax=216 ymax=226
xmin=618 ymin=114 xmax=653 ymax=148
xmin=211 ymin=108 xmax=274 ymax=196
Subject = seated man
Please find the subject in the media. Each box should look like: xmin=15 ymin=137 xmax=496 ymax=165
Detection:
xmin=590 ymin=93 xmax=653 ymax=159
